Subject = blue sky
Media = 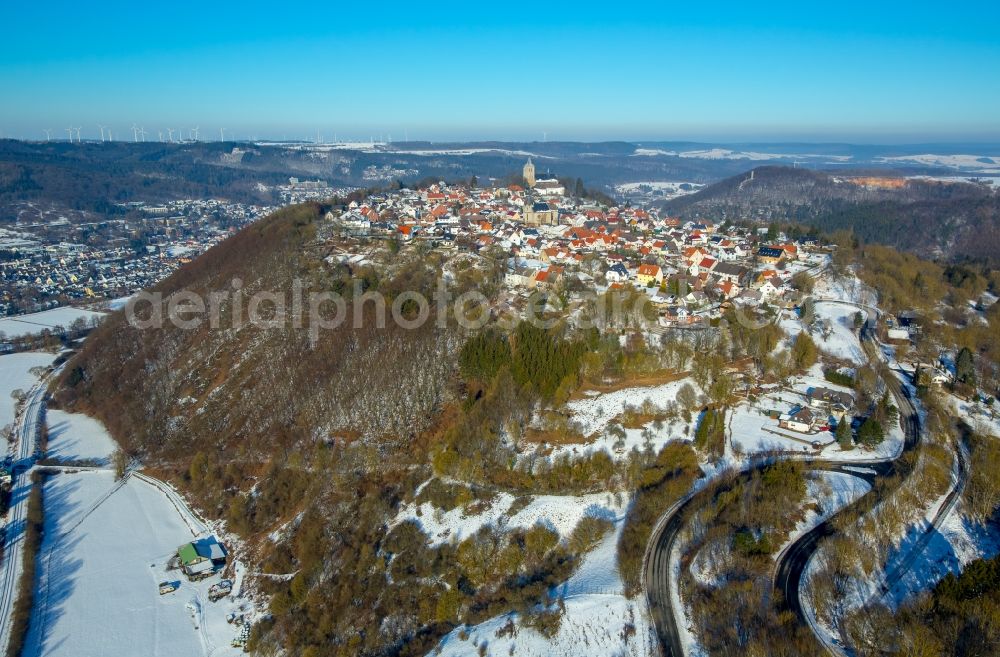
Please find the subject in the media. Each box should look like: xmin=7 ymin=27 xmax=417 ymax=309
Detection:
xmin=2 ymin=1 xmax=999 ymax=142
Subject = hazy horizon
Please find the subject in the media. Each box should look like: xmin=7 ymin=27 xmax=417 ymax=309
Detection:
xmin=3 ymin=1 xmax=999 ymax=143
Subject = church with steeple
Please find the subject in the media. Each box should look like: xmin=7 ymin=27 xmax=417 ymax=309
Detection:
xmin=523 ymin=157 xmax=536 ymax=187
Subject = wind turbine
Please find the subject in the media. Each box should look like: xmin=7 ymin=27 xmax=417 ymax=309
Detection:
xmin=43 ymin=129 xmax=52 ymax=142
xmin=158 ymin=130 xmax=164 ymax=142
xmin=131 ymin=124 xmax=139 ymax=142
xmin=190 ymin=126 xmax=199 ymax=141
xmin=97 ymin=125 xmax=107 ymax=142
xmin=166 ymin=128 xmax=174 ymax=142
xmin=219 ymin=127 xmax=225 ymax=142
xmin=74 ymin=127 xmax=82 ymax=142
xmin=65 ymin=127 xmax=74 ymax=142
xmin=138 ymin=127 xmax=146 ymax=142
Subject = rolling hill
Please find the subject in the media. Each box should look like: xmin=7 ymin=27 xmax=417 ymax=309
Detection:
xmin=663 ymin=166 xmax=1000 ymax=262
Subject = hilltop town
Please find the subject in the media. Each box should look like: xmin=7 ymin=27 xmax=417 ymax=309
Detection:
xmin=326 ymin=159 xmax=826 ymax=328
xmin=2 ymin=156 xmax=998 ymax=657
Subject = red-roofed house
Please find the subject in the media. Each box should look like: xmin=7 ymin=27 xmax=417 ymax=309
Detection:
xmin=636 ymin=264 xmax=663 ymax=286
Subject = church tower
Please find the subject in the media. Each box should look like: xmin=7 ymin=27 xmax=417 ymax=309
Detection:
xmin=523 ymin=157 xmax=536 ymax=187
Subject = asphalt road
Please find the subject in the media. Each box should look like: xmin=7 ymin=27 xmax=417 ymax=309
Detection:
xmin=774 ymin=325 xmax=948 ymax=652
xmin=642 ymin=315 xmax=928 ymax=656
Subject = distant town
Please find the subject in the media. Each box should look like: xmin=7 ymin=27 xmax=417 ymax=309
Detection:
xmin=0 ymin=172 xmax=365 ymax=320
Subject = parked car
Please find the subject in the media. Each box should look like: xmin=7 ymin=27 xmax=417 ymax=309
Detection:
xmin=209 ymin=579 xmax=233 ymax=602
xmin=158 ymin=581 xmax=177 ymax=595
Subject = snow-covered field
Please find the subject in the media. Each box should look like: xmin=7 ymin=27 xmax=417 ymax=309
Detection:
xmin=24 ymin=471 xmax=250 ymax=657
xmin=45 ymin=410 xmax=119 ymax=464
xmin=565 ymin=379 xmax=697 ymax=439
xmin=630 ymin=148 xmax=852 ymax=162
xmin=614 ymin=181 xmax=704 ymax=200
xmin=0 ymin=351 xmax=55 ymax=430
xmin=429 ymin=518 xmax=654 ymax=657
xmin=908 ymin=174 xmax=1000 ymax=187
xmin=811 ymin=302 xmax=867 ymax=365
xmin=944 ymin=393 xmax=1000 ymax=438
xmin=522 ymin=380 xmax=699 ymax=465
xmin=778 ymin=301 xmax=867 ymax=366
xmin=396 ymin=490 xmax=624 ymax=547
xmin=0 ymin=307 xmax=105 ymax=339
xmin=876 ymin=153 xmax=1000 ymax=171
xmin=884 ymin=500 xmax=1000 ymax=609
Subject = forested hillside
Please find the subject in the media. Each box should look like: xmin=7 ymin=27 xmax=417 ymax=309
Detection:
xmin=56 ymin=202 xmax=456 ymax=455
xmin=664 ymin=166 xmax=1000 ymax=262
xmin=52 ymin=202 xmax=633 ymax=656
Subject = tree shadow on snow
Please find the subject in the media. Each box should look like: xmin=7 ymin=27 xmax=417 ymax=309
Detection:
xmin=22 ymin=474 xmax=87 ymax=656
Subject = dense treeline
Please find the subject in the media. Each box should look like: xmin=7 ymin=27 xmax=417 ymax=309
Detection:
xmin=618 ymin=441 xmax=701 ymax=595
xmin=855 ymin=242 xmax=1000 ymax=395
xmin=7 ymin=472 xmax=47 ymax=657
xmin=850 ymin=554 xmax=1000 ymax=657
xmin=680 ymin=461 xmax=813 ymax=656
xmin=458 ymin=322 xmax=591 ymax=401
xmin=693 ymin=408 xmax=726 ymax=458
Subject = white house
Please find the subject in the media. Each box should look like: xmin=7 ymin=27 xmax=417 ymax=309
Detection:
xmin=779 ymin=407 xmax=817 ymax=434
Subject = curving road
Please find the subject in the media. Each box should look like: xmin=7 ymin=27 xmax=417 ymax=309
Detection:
xmin=772 ymin=338 xmax=924 ymax=655
xmin=642 ymin=309 xmax=957 ymax=656
xmin=643 ymin=457 xmax=892 ymax=657
xmin=644 ymin=490 xmax=697 ymax=657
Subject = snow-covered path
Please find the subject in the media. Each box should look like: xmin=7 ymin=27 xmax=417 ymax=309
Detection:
xmin=0 ymin=378 xmax=48 ymax=653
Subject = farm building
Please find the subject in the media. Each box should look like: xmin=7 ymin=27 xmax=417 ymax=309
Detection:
xmin=177 ymin=536 xmax=228 ymax=580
